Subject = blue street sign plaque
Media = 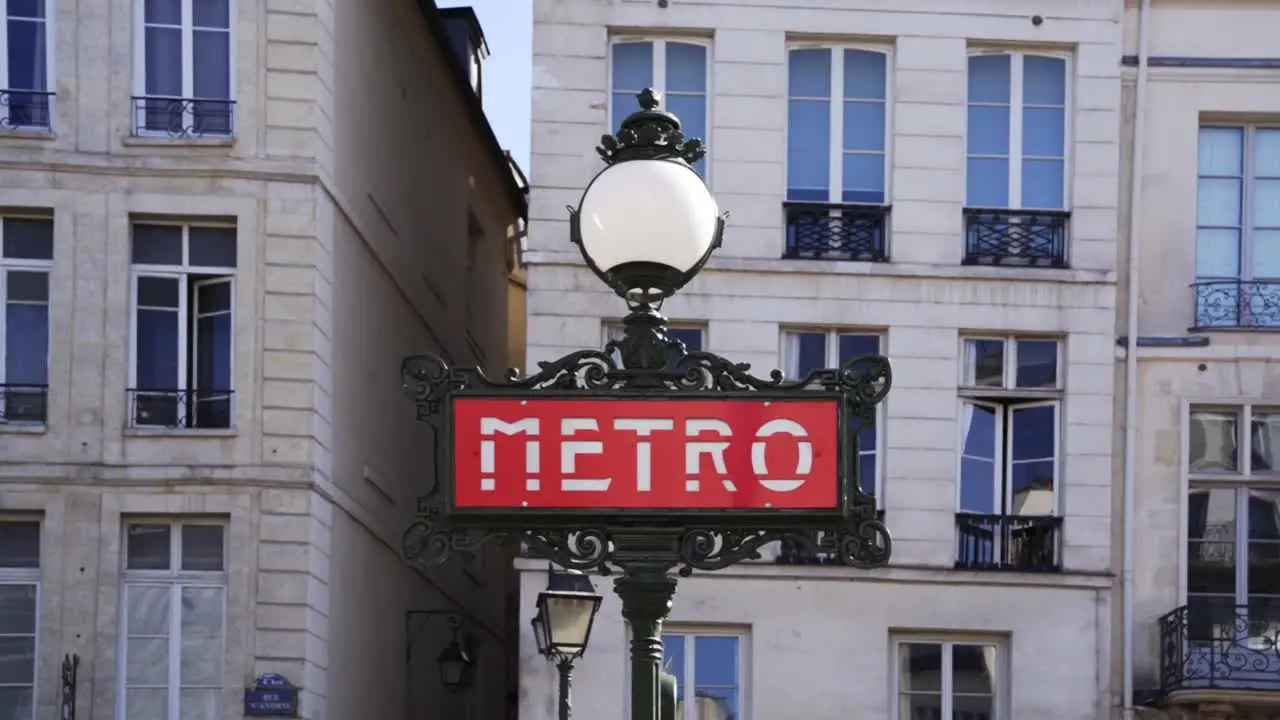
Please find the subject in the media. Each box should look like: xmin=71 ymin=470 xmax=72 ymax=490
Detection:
xmin=243 ymin=673 xmax=299 ymax=717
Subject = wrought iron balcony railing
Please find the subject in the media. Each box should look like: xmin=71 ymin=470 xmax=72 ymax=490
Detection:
xmin=955 ymin=513 xmax=1062 ymax=572
xmin=1 ymin=90 xmax=53 ymax=130
xmin=1 ymin=384 xmax=48 ymax=424
xmin=128 ymin=389 xmax=234 ymax=430
xmin=775 ymin=510 xmax=887 ymax=565
xmin=783 ymin=202 xmax=889 ymax=262
xmin=1160 ymin=602 xmax=1280 ymax=694
xmin=1191 ymin=279 xmax=1280 ymax=330
xmin=131 ymin=96 xmax=235 ymax=138
xmin=962 ymin=208 xmax=1069 ymax=268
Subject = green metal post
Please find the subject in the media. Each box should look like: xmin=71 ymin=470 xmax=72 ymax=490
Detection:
xmin=615 ymin=565 xmax=677 ymax=720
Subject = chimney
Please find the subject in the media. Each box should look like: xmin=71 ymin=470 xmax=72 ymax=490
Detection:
xmin=437 ymin=7 xmax=489 ymax=101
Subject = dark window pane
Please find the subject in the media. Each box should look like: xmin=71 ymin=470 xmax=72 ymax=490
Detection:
xmin=0 ymin=688 xmax=32 ymax=720
xmin=192 ymin=0 xmax=230 ymax=28
xmin=192 ymin=30 xmax=231 ymax=100
xmin=661 ymin=635 xmax=685 ymax=681
xmin=6 ymin=302 xmax=48 ymax=385
xmin=966 ymin=339 xmax=1004 ymax=387
xmin=838 ymin=334 xmax=880 ymax=365
xmin=2 ymin=218 xmax=52 ymax=260
xmin=143 ymin=27 xmax=183 ymax=97
xmin=136 ymin=308 xmax=179 ymax=388
xmin=0 ymin=585 xmax=37 ymax=634
xmin=1015 ymin=340 xmax=1058 ymax=388
xmin=858 ymin=451 xmax=876 ymax=496
xmin=1189 ymin=410 xmax=1239 ymax=472
xmin=952 ymin=644 xmax=996 ymax=695
xmin=195 ymin=278 xmax=232 ymax=314
xmin=1251 ymin=411 xmax=1280 ymax=472
xmin=7 ymin=0 xmax=44 ymax=18
xmin=7 ymin=18 xmax=47 ymax=93
xmin=126 ymin=524 xmax=171 ymax=570
xmin=132 ymin=225 xmax=183 ymax=265
xmin=1011 ymin=405 xmax=1055 ymax=460
xmin=181 ymin=525 xmax=224 ymax=571
xmin=136 ymin=276 xmax=179 ymax=308
xmin=143 ymin=0 xmax=181 ymax=25
xmin=611 ymin=42 xmax=653 ymax=92
xmin=187 ymin=228 xmax=236 ymax=268
xmin=195 ymin=312 xmax=232 ymax=391
xmin=668 ymin=328 xmax=702 ymax=353
xmin=899 ymin=643 xmax=942 ymax=693
xmin=0 ymin=636 xmax=35 ymax=684
xmin=0 ymin=522 xmax=40 ymax=568
xmin=6 ymin=270 xmax=47 ymax=302
xmin=1248 ymin=492 xmax=1280 ymax=540
xmin=793 ymin=332 xmax=826 ymax=377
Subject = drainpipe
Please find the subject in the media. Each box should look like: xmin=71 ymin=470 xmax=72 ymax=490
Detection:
xmin=1121 ymin=0 xmax=1151 ymax=718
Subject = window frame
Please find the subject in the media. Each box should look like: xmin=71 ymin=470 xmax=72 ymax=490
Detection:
xmin=1186 ymin=402 xmax=1280 ymax=479
xmin=607 ymin=36 xmax=712 ymax=179
xmin=781 ymin=328 xmax=886 ymax=506
xmin=956 ymin=336 xmax=1064 ymax=517
xmin=783 ymin=42 xmax=894 ymax=206
xmin=660 ymin=628 xmax=749 ymax=720
xmin=1196 ymin=124 xmax=1280 ymax=283
xmin=0 ymin=0 xmax=55 ymax=130
xmin=890 ymin=635 xmax=1008 ymax=720
xmin=127 ymin=221 xmax=237 ymax=428
xmin=964 ymin=48 xmax=1074 ymax=211
xmin=0 ymin=215 xmax=53 ymax=415
xmin=0 ymin=517 xmax=41 ymax=720
xmin=117 ymin=519 xmax=229 ymax=720
xmin=130 ymin=0 xmax=238 ymax=135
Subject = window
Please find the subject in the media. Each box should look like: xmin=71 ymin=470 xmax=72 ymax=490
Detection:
xmin=610 ymin=39 xmax=708 ymax=176
xmin=133 ymin=0 xmax=234 ymax=137
xmin=119 ymin=521 xmax=227 ymax=720
xmin=0 ymin=520 xmax=40 ymax=720
xmin=783 ymin=330 xmax=882 ymax=499
xmin=1189 ymin=404 xmax=1280 ymax=476
xmin=0 ymin=0 xmax=52 ymax=129
xmin=786 ymin=47 xmax=888 ymax=205
xmin=966 ymin=52 xmax=1068 ymax=210
xmin=0 ymin=217 xmax=51 ymax=425
xmin=895 ymin=639 xmax=1003 ymax=720
xmin=662 ymin=632 xmax=744 ymax=720
xmin=129 ymin=223 xmax=235 ymax=429
xmin=604 ymin=322 xmax=704 ymax=367
xmin=1193 ymin=126 xmax=1280 ymax=328
xmin=957 ymin=337 xmax=1063 ymax=571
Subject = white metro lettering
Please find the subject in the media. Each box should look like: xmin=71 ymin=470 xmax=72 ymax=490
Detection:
xmin=614 ymin=418 xmax=675 ymax=491
xmin=480 ymin=417 xmax=539 ymax=492
xmin=684 ymin=418 xmax=732 ymax=493
xmin=751 ymin=418 xmax=812 ymax=492
xmin=560 ymin=418 xmax=610 ymax=492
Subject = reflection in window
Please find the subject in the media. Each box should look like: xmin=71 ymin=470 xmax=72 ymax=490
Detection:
xmin=611 ymin=39 xmax=708 ymax=176
xmin=897 ymin=640 xmax=998 ymax=720
xmin=662 ymin=633 xmax=742 ymax=720
xmin=1186 ymin=487 xmax=1280 ymax=641
xmin=1189 ymin=406 xmax=1280 ymax=475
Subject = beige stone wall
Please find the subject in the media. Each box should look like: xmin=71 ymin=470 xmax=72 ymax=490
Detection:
xmin=0 ymin=0 xmax=520 ymax=718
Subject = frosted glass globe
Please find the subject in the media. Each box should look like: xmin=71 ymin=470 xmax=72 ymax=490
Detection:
xmin=577 ymin=160 xmax=719 ymax=276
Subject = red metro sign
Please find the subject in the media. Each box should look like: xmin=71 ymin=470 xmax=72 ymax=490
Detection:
xmin=450 ymin=397 xmax=842 ymax=510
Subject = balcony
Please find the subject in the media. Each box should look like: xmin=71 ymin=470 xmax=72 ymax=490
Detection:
xmin=0 ymin=384 xmax=48 ymax=425
xmin=783 ymin=202 xmax=889 ymax=262
xmin=1191 ymin=280 xmax=1280 ymax=330
xmin=962 ymin=208 xmax=1069 ymax=268
xmin=1159 ymin=603 xmax=1280 ymax=695
xmin=128 ymin=389 xmax=233 ymax=430
xmin=0 ymin=90 xmax=53 ymax=130
xmin=775 ymin=511 xmax=887 ymax=566
xmin=954 ymin=513 xmax=1062 ymax=572
xmin=131 ymin=96 xmax=235 ymax=138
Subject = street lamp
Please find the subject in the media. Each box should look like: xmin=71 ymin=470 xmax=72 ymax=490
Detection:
xmin=531 ymin=569 xmax=603 ymax=720
xmin=436 ymin=634 xmax=473 ymax=690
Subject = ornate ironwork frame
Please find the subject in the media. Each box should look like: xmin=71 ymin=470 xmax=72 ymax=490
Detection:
xmin=401 ymin=306 xmax=893 ymax=577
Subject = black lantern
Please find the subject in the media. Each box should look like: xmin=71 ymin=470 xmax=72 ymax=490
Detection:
xmin=534 ymin=569 xmax=603 ymax=661
xmin=436 ymin=636 xmax=473 ymax=690
xmin=570 ymin=88 xmax=725 ymax=307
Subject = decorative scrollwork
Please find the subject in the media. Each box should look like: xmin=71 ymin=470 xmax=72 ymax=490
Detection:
xmin=1192 ymin=279 xmax=1280 ymax=329
xmin=1159 ymin=601 xmax=1280 ymax=694
xmin=596 ymin=88 xmax=706 ymax=166
xmin=132 ymin=95 xmax=235 ymax=138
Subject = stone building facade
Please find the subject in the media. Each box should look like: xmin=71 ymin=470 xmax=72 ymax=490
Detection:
xmin=0 ymin=1 xmax=524 ymax=719
xmin=521 ymin=0 xmax=1121 ymax=717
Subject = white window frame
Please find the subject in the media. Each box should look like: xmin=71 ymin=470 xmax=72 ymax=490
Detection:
xmin=127 ymin=222 xmax=237 ymax=428
xmin=956 ymin=336 xmax=1064 ymax=517
xmin=130 ymin=0 xmax=237 ymax=135
xmin=0 ymin=518 xmax=41 ymax=720
xmin=0 ymin=1 xmax=55 ymax=129
xmin=117 ymin=519 xmax=228 ymax=720
xmin=783 ymin=43 xmax=893 ymax=205
xmin=965 ymin=49 xmax=1073 ymax=211
xmin=1185 ymin=402 xmax=1280 ymax=479
xmin=890 ymin=636 xmax=1007 ymax=720
xmin=1196 ymin=125 xmax=1280 ymax=283
xmin=659 ymin=628 xmax=750 ymax=720
xmin=607 ymin=36 xmax=712 ymax=179
xmin=782 ymin=328 xmax=885 ymax=506
xmin=0 ymin=216 xmax=53 ymax=417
